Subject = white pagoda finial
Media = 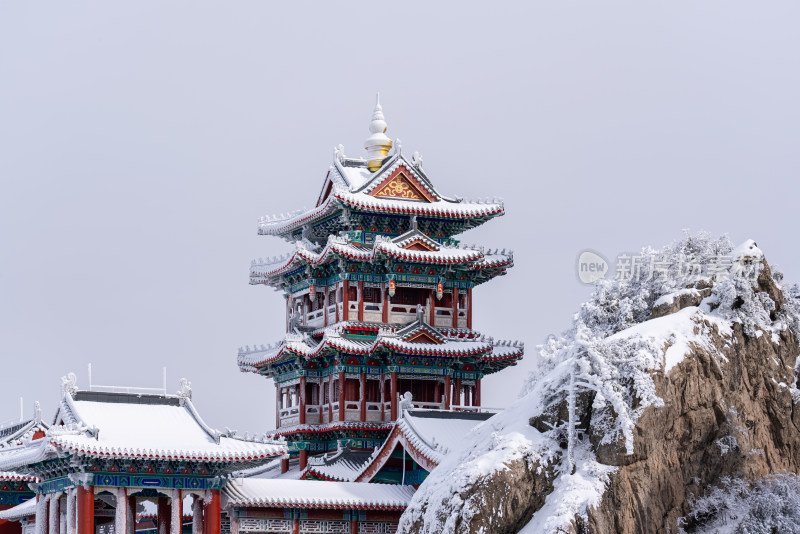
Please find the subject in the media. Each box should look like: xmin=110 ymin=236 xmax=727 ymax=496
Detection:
xmin=364 ymin=93 xmax=393 ymax=172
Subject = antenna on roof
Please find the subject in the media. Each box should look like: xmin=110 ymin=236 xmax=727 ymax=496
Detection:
xmin=88 ymin=363 xmax=93 ymax=392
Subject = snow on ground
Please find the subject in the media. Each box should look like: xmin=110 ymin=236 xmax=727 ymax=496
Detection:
xmin=653 ymin=288 xmax=701 ymax=309
xmin=519 ymin=441 xmax=615 ymax=533
xmin=607 ymin=306 xmax=732 ymax=373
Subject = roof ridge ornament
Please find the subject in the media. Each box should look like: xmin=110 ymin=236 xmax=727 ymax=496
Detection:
xmin=61 ymin=373 xmax=78 ymax=397
xmin=178 ymin=378 xmax=192 ymax=400
xmin=364 ymin=93 xmax=393 ymax=172
xmin=412 ymin=151 xmax=423 ymax=169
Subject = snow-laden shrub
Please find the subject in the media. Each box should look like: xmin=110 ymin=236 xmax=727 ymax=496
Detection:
xmin=522 ymin=232 xmax=736 ymax=466
xmin=682 ymin=474 xmax=800 ymax=533
xmin=577 ymin=231 xmax=733 ymax=336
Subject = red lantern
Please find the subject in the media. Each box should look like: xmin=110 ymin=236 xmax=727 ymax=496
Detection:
xmin=389 ymin=279 xmax=396 ymax=298
xmin=309 ymin=284 xmax=316 ymax=299
xmin=436 ymin=282 xmax=443 ymax=300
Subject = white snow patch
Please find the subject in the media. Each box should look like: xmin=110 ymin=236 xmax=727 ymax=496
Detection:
xmin=653 ymin=288 xmax=701 ymax=308
xmin=519 ymin=442 xmax=615 ymax=533
xmin=607 ymin=307 xmax=732 ymax=374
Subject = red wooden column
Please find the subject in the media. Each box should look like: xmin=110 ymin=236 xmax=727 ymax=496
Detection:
xmin=350 ymin=518 xmax=357 ymax=534
xmin=299 ymin=376 xmax=307 ymax=425
xmin=328 ymin=375 xmax=334 ymax=421
xmin=357 ymin=281 xmax=364 ymax=322
xmin=157 ymin=496 xmax=170 ymax=534
xmin=49 ymin=493 xmax=59 ymax=534
xmin=434 ymin=381 xmax=441 ymax=406
xmin=42 ymin=495 xmax=49 ymax=534
xmin=359 ymin=371 xmax=366 ymax=422
xmin=475 ymin=378 xmax=482 ymax=407
xmin=390 ymin=371 xmax=398 ymax=420
xmin=382 ymin=285 xmax=389 ymax=323
xmin=429 ymin=290 xmax=435 ymax=324
xmin=338 ymin=371 xmax=346 ymax=421
xmin=280 ymin=458 xmax=289 ymax=474
xmin=204 ymin=491 xmax=221 ymax=534
xmin=335 ymin=283 xmax=341 ymax=323
xmin=292 ymin=518 xmax=299 ymax=534
xmin=129 ymin=495 xmax=138 ymax=534
xmin=380 ymin=375 xmax=385 ymax=422
xmin=452 ymin=287 xmax=459 ymax=328
xmin=467 ymin=288 xmax=473 ymax=329
xmin=342 ymin=280 xmax=349 ymax=321
xmin=77 ymin=485 xmax=94 ymax=534
xmin=323 ymin=287 xmax=329 ymax=326
xmin=275 ymin=386 xmax=281 ymax=429
xmin=443 ymin=375 xmax=451 ymax=410
xmin=299 ymin=449 xmax=308 ymax=471
xmin=454 ymin=378 xmax=462 ymax=408
xmin=171 ymin=491 xmax=182 ymax=534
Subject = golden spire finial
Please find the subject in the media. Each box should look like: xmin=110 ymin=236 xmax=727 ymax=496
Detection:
xmin=364 ymin=93 xmax=393 ymax=172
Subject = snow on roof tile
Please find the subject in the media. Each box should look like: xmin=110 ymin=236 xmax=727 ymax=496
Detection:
xmin=397 ymin=411 xmax=490 ymax=465
xmin=0 ymin=439 xmax=52 ymax=472
xmin=256 ymin=187 xmax=503 ymax=239
xmin=238 ymin=326 xmax=523 ymax=372
xmin=237 ymin=330 xmax=499 ymax=371
xmin=223 ymin=478 xmax=414 ymax=510
xmin=250 ymin=233 xmax=503 ymax=284
xmin=0 ymin=498 xmax=36 ymax=520
xmin=266 ymin=421 xmax=392 ymax=439
xmin=48 ymin=392 xmax=286 ymax=463
xmin=303 ymin=448 xmax=374 ymax=482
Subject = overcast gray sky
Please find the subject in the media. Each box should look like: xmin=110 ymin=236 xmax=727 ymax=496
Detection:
xmin=1 ymin=2 xmax=798 ymax=433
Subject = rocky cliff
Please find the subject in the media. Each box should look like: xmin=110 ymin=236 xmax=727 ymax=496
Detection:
xmin=398 ymin=235 xmax=800 ymax=534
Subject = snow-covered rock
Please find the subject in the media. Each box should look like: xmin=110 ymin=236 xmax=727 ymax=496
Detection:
xmin=399 ymin=233 xmax=800 ymax=534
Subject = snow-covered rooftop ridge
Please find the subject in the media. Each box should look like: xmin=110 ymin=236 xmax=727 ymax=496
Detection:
xmin=256 ymin=187 xmax=504 ymax=239
xmin=249 ymin=232 xmax=513 ymax=284
xmin=0 ymin=439 xmax=51 ymax=472
xmin=0 ymin=498 xmax=36 ymax=520
xmin=223 ymin=478 xmax=414 ymax=510
xmin=0 ymin=471 xmax=38 ymax=482
xmin=0 ymin=418 xmax=48 ymax=454
xmin=53 ymin=392 xmax=286 ymax=462
xmin=303 ymin=448 xmax=375 ymax=482
xmin=237 ymin=324 xmax=524 ymax=371
xmin=398 ymin=410 xmax=492 ymax=465
xmin=0 ymin=375 xmax=289 ymax=465
xmin=265 ymin=421 xmax=392 ymax=439
xmin=255 ymin=149 xmax=504 ymax=239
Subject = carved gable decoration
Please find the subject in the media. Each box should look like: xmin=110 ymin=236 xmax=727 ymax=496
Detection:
xmin=406 ymin=330 xmax=443 ymax=344
xmin=403 ymin=239 xmax=436 ymax=252
xmin=370 ymin=167 xmax=434 ymax=202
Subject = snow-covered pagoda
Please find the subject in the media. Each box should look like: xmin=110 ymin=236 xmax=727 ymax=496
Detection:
xmin=238 ymin=97 xmax=524 ymax=474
